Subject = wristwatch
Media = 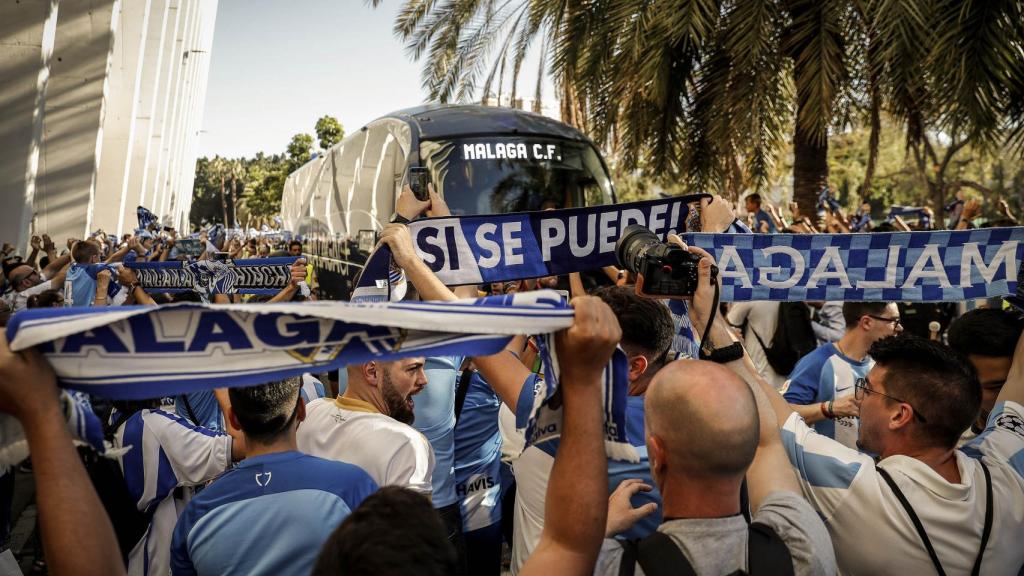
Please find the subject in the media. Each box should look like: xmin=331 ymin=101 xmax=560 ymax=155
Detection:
xmin=390 ymin=213 xmax=411 ymax=224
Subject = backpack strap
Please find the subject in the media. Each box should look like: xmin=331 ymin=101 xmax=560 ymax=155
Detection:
xmin=619 ymin=532 xmax=697 ymax=576
xmin=747 ymin=522 xmax=794 ymax=576
xmin=971 ymin=459 xmax=994 ymax=576
xmin=454 ymin=362 xmax=474 ymax=424
xmin=877 ymin=466 xmax=947 ymax=576
xmin=180 ymin=394 xmax=202 ymax=427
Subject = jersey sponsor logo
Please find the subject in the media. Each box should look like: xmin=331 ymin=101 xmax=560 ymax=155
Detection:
xmin=456 ymin=473 xmax=496 ymax=498
xmin=255 ymin=472 xmax=272 ymax=487
xmin=995 ymin=413 xmax=1024 ymax=438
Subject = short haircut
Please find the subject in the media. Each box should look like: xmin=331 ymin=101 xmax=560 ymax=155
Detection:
xmin=746 ymin=193 xmax=762 ymax=206
xmin=311 ymin=487 xmax=457 ymax=576
xmin=842 ymin=301 xmax=890 ymax=328
xmin=72 ymin=241 xmax=101 ymax=264
xmin=868 ymin=335 xmax=979 ymax=449
xmin=288 ymin=240 xmax=302 ymax=250
xmin=592 ymin=285 xmax=674 ymax=361
xmin=948 ymin=308 xmax=1024 ymax=358
xmin=227 ymin=377 xmax=301 ymax=444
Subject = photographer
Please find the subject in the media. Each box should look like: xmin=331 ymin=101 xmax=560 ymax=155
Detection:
xmin=597 ymin=231 xmax=835 ymax=575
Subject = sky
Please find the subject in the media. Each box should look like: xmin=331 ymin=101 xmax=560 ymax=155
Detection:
xmin=199 ymin=0 xmax=552 ymax=159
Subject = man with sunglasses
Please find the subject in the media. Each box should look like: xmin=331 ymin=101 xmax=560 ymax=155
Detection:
xmin=6 ymin=249 xmax=72 ymax=312
xmin=783 ymin=301 xmax=902 ymax=449
xmin=171 ymin=377 xmax=378 ymax=576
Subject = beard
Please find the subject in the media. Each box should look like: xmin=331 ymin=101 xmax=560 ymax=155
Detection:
xmin=381 ymin=370 xmax=415 ymax=425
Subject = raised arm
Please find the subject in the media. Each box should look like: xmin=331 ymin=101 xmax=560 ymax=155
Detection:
xmin=0 ymin=335 xmax=126 ymax=576
xmin=670 ymin=238 xmax=802 ymax=511
xmin=996 ymin=327 xmax=1024 ymax=407
xmin=520 ymin=296 xmax=620 ymax=576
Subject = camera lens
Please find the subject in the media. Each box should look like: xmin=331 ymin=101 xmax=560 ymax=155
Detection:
xmin=615 ymin=225 xmax=661 ymax=274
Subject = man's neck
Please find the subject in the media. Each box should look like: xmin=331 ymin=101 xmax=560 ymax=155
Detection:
xmin=341 ymin=387 xmax=388 ymax=416
xmin=658 ymin=475 xmax=743 ymax=520
xmin=883 ymin=444 xmax=961 ymax=484
xmin=836 ymin=332 xmax=870 ymax=362
xmin=243 ymin=434 xmax=298 ymax=459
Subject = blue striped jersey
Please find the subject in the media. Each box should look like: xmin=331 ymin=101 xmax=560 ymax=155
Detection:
xmin=113 ymin=409 xmax=232 ymax=576
xmin=783 ymin=343 xmax=872 ymax=449
xmin=299 ymin=373 xmax=326 ymax=404
xmin=170 ymin=451 xmax=378 ymax=576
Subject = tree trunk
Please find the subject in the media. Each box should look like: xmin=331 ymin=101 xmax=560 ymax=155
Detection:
xmin=230 ymin=178 xmax=238 ymax=228
xmin=219 ymin=176 xmax=229 ymax=226
xmin=792 ymin=108 xmax=829 ymax=219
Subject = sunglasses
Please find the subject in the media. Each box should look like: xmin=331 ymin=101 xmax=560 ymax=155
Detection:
xmin=854 ymin=376 xmax=927 ymax=423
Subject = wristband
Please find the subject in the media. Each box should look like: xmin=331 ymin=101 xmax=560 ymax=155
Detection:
xmin=389 ymin=213 xmax=411 ymax=224
xmin=820 ymin=402 xmax=831 ymax=419
xmin=827 ymin=399 xmax=835 ymax=419
xmin=698 ymin=341 xmax=744 ymax=364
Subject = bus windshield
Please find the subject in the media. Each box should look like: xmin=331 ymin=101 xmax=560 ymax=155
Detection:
xmin=419 ymin=136 xmax=614 ymax=215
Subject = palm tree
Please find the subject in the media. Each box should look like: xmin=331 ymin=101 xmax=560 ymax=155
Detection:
xmin=209 ymin=156 xmax=230 ymax=226
xmin=373 ymin=0 xmax=1023 ymax=215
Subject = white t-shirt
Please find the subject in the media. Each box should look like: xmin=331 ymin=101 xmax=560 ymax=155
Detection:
xmin=14 ymin=279 xmax=53 ymax=311
xmin=781 ymin=401 xmax=1024 ymax=575
xmin=297 ymin=396 xmax=435 ymax=496
xmin=727 ymin=301 xmax=786 ymax=389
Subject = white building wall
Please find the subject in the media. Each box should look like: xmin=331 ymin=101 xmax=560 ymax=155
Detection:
xmin=0 ymin=0 xmax=216 ymax=249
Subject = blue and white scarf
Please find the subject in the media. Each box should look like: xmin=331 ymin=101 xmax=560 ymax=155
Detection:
xmin=125 ymin=257 xmax=296 ymax=298
xmin=137 ymin=205 xmax=159 ymax=231
xmin=3 ymin=292 xmax=635 ymax=462
xmin=353 ymin=195 xmax=707 ymax=301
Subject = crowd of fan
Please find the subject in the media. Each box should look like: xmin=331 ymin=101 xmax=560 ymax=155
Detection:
xmin=0 ymin=187 xmax=1022 ymax=576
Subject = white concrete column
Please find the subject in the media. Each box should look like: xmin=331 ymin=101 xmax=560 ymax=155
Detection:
xmin=34 ymin=0 xmax=119 ymax=244
xmin=163 ymin=0 xmax=202 ymax=223
xmin=176 ymin=0 xmax=217 ymax=231
xmin=136 ymin=0 xmax=179 ymax=217
xmin=118 ymin=0 xmax=171 ymax=236
xmin=153 ymin=0 xmax=196 ymax=220
xmin=92 ymin=0 xmax=153 ymax=235
xmin=147 ymin=0 xmax=191 ymax=217
xmin=0 ymin=0 xmax=58 ymax=252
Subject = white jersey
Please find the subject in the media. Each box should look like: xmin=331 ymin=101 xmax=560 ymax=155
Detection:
xmin=781 ymin=401 xmax=1024 ymax=575
xmin=113 ymin=409 xmax=232 ymax=576
xmin=297 ymin=396 xmax=435 ymax=496
xmin=13 ymin=279 xmax=53 ymax=311
xmin=727 ymin=301 xmax=786 ymax=389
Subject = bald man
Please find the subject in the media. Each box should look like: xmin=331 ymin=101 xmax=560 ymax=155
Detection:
xmin=595 ymin=358 xmax=835 ymax=575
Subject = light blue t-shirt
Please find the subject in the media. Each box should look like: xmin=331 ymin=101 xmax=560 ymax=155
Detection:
xmin=414 ymin=356 xmax=462 ymax=508
xmin=176 ymin=390 xmax=223 ymax=433
xmin=453 ymin=371 xmax=503 ymax=531
xmin=170 ymin=451 xmax=377 ymax=576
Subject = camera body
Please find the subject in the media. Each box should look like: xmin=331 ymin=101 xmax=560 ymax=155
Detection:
xmin=615 ymin=225 xmax=717 ymax=297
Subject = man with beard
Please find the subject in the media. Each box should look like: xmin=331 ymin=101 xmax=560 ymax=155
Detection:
xmin=297 ymin=358 xmax=435 ymax=495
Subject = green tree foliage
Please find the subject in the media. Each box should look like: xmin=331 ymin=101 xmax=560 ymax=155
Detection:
xmin=287 ymin=133 xmax=315 ymax=172
xmin=372 ymin=0 xmax=1024 ymax=216
xmin=315 ymin=115 xmax=345 ymax=150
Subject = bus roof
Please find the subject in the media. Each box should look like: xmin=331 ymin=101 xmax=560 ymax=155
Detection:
xmin=378 ymin=104 xmax=591 ymax=142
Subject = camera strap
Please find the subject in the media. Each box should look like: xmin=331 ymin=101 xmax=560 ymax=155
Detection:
xmin=698 ymin=281 xmax=721 ymax=358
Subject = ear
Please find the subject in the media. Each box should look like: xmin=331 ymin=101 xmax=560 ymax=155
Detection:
xmin=648 ymin=434 xmax=667 ymax=475
xmin=296 ymin=396 xmax=307 ymax=423
xmin=363 ymin=362 xmax=379 ymax=388
xmin=888 ymin=403 xmax=915 ymax=431
xmin=628 ymin=354 xmax=649 ymax=383
xmin=226 ymin=406 xmax=242 ymax=433
xmin=859 ymin=315 xmax=873 ymax=331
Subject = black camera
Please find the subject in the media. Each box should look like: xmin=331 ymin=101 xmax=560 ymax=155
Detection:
xmin=615 ymin=225 xmax=717 ymax=297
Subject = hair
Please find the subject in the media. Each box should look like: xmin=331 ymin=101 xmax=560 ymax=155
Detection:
xmin=948 ymin=308 xmax=1024 ymax=358
xmin=745 ymin=193 xmax=762 ymax=206
xmin=27 ymin=289 xmax=64 ymax=308
xmin=228 ymin=377 xmax=301 ymax=444
xmin=842 ymin=301 xmax=890 ymax=328
xmin=288 ymin=240 xmax=302 ymax=250
xmin=72 ymin=241 xmax=101 ymax=264
xmin=873 ymin=222 xmax=898 ymax=232
xmin=592 ymin=285 xmax=673 ymax=364
xmin=868 ymin=334 xmax=980 ymax=448
xmin=311 ymin=487 xmax=457 ymax=576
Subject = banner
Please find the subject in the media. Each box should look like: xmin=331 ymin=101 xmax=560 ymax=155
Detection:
xmin=4 ymin=291 xmax=636 ymax=462
xmin=352 ymin=195 xmax=1024 ymax=302
xmin=682 ymin=228 xmax=1023 ymax=302
xmin=136 ymin=205 xmax=159 ymax=231
xmin=125 ymin=257 xmax=296 ymax=297
xmin=353 ymin=195 xmax=707 ymax=301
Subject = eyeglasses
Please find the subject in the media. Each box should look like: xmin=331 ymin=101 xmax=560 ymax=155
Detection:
xmin=867 ymin=315 xmax=902 ymax=327
xmin=854 ymin=376 xmax=927 ymax=423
